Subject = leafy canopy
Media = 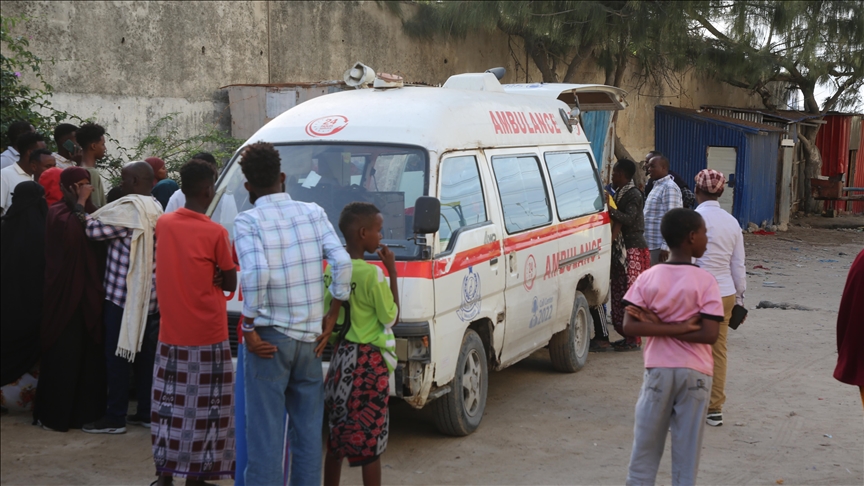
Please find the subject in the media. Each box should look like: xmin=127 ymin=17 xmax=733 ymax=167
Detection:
xmin=683 ymin=0 xmax=863 ymax=113
xmin=400 ymin=1 xmax=691 ymax=87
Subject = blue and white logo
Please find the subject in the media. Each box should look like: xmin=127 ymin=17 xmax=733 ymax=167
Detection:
xmin=457 ymin=267 xmax=481 ymax=322
xmin=529 ymin=296 xmax=554 ymax=328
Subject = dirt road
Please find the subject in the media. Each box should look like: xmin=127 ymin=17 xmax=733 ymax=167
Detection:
xmin=2 ymin=226 xmax=862 ymax=485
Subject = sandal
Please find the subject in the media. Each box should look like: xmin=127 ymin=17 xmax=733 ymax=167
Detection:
xmin=613 ymin=341 xmax=641 ymax=352
xmin=589 ymin=338 xmax=613 ymax=352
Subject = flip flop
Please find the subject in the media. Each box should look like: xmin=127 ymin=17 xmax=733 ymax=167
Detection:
xmin=613 ymin=342 xmax=641 ymax=352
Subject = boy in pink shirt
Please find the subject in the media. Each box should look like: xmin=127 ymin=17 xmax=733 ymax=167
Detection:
xmin=622 ymin=208 xmax=724 ymax=486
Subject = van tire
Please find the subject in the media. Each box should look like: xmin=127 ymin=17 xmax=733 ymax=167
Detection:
xmin=432 ymin=330 xmax=488 ymax=436
xmin=549 ymin=291 xmax=590 ymax=373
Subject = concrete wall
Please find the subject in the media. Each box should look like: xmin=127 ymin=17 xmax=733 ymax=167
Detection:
xmin=2 ymin=0 xmax=760 ymax=161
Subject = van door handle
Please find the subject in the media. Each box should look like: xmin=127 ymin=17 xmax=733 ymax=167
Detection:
xmin=508 ymin=252 xmax=518 ymax=274
xmin=490 ymin=257 xmax=498 ymax=265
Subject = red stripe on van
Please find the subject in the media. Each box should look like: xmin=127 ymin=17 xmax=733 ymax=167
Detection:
xmin=433 ymin=241 xmax=502 ymax=278
xmin=328 ymin=212 xmax=608 ymax=281
xmin=503 ymin=212 xmax=609 ymax=253
xmin=367 ymin=260 xmax=434 ymax=279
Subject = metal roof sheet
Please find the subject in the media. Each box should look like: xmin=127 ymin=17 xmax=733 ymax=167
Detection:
xmin=700 ymin=105 xmax=828 ymax=124
xmin=658 ymin=106 xmax=785 ymax=133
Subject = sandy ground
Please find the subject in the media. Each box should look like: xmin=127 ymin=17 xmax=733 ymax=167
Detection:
xmin=2 ymin=226 xmax=862 ymax=486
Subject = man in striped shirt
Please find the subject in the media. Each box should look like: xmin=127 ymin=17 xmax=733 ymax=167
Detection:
xmin=234 ymin=142 xmax=351 ymax=486
xmin=643 ymin=155 xmax=683 ymax=265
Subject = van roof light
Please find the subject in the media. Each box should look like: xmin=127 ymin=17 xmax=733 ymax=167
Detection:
xmin=344 ymin=62 xmax=376 ymax=88
xmin=485 ymin=67 xmax=506 ymax=80
xmin=373 ymin=72 xmax=404 ymax=89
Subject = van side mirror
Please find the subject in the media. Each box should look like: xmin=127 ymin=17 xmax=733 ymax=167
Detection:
xmin=412 ymin=196 xmax=440 ymax=234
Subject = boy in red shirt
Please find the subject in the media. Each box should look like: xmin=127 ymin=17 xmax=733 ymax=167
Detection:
xmin=151 ymin=159 xmax=238 ymax=486
xmin=622 ymin=208 xmax=724 ymax=485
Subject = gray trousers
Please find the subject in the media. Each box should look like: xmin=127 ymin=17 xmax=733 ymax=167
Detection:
xmin=626 ymin=367 xmax=712 ymax=486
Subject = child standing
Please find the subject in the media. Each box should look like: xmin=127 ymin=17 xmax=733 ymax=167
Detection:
xmin=323 ymin=203 xmax=399 ymax=486
xmin=621 ymin=208 xmax=725 ymax=486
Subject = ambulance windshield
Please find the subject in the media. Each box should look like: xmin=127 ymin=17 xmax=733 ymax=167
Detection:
xmin=213 ymin=143 xmax=428 ymax=259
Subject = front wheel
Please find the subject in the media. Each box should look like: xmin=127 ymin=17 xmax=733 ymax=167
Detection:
xmin=432 ymin=329 xmax=488 ymax=436
xmin=549 ymin=291 xmax=590 ymax=372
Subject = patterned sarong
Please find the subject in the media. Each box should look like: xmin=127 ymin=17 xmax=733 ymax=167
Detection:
xmin=151 ymin=341 xmax=235 ymax=480
xmin=324 ymin=341 xmax=389 ymax=467
xmin=611 ymin=247 xmax=651 ymax=344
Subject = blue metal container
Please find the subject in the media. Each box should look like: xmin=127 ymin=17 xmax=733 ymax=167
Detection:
xmin=654 ymin=106 xmax=783 ymax=228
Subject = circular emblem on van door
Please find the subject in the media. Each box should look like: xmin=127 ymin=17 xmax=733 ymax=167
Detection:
xmin=456 ymin=267 xmax=482 ymax=322
xmin=523 ymin=254 xmax=536 ymax=291
xmin=305 ymin=115 xmax=349 ymax=137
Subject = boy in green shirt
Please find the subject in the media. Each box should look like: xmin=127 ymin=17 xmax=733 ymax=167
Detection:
xmin=323 ymin=202 xmax=399 ymax=486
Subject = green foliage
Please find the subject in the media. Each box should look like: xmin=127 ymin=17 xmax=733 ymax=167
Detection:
xmin=399 ymin=1 xmax=862 ymax=112
xmin=2 ymin=13 xmax=241 ymax=188
xmin=400 ymin=1 xmax=690 ymax=87
xmin=100 ymin=114 xmax=243 ymax=187
xmin=684 ymin=0 xmax=864 ymax=113
xmin=0 ymin=15 xmax=67 ymax=150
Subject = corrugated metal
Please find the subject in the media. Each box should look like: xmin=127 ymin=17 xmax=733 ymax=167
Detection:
xmin=581 ymin=110 xmax=612 ymax=173
xmin=703 ymin=106 xmax=797 ymax=140
xmin=852 ymin=122 xmax=864 ymax=214
xmin=815 ymin=114 xmax=852 ymax=212
xmin=850 ymin=116 xmax=861 ymax=151
xmin=655 ymin=106 xmax=780 ymax=228
xmin=816 ymin=114 xmax=852 ymax=177
xmin=741 ymin=131 xmax=782 ymax=226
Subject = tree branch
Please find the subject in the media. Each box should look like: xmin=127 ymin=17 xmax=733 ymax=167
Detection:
xmin=822 ymin=76 xmax=862 ymax=112
xmin=562 ymin=45 xmax=593 ymax=83
xmin=527 ymin=41 xmax=557 ymax=83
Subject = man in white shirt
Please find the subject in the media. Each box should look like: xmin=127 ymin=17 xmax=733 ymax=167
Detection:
xmin=0 ymin=121 xmax=36 ymax=170
xmin=694 ymin=169 xmax=746 ymax=427
xmin=0 ymin=148 xmax=55 ymax=215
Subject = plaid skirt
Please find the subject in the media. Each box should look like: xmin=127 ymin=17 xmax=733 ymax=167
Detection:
xmin=151 ymin=340 xmax=235 ymax=480
xmin=324 ymin=341 xmax=390 ymax=467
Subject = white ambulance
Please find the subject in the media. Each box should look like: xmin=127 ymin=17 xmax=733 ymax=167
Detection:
xmin=213 ymin=71 xmax=627 ymax=436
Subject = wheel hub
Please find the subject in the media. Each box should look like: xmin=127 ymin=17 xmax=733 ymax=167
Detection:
xmin=462 ymin=349 xmax=482 ymax=417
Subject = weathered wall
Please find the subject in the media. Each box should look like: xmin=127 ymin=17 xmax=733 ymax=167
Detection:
xmin=2 ymin=0 xmax=761 ymax=161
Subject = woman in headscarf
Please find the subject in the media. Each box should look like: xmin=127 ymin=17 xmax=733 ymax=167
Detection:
xmin=0 ymin=182 xmax=48 ymax=412
xmin=33 ymin=167 xmax=107 ymax=431
xmin=146 ymin=157 xmax=179 ymax=210
xmin=38 ymin=167 xmax=64 ymax=206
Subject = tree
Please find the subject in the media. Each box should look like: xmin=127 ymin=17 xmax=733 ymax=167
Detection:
xmin=395 ymin=1 xmax=692 ymax=181
xmin=0 ymin=15 xmax=67 ymax=149
xmin=680 ymin=0 xmax=864 ymax=212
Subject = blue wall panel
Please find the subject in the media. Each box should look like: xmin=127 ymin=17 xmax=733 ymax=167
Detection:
xmin=654 ymin=106 xmax=780 ymax=228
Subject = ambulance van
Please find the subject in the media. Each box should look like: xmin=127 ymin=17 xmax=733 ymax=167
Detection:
xmin=213 ymin=71 xmax=627 ymax=436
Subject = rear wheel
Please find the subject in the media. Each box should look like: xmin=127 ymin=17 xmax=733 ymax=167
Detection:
xmin=432 ymin=330 xmax=488 ymax=436
xmin=549 ymin=291 xmax=590 ymax=372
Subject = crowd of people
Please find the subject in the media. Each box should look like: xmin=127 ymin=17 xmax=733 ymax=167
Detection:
xmin=0 ymin=118 xmax=861 ymax=486
xmin=0 ymin=125 xmax=401 ymax=486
